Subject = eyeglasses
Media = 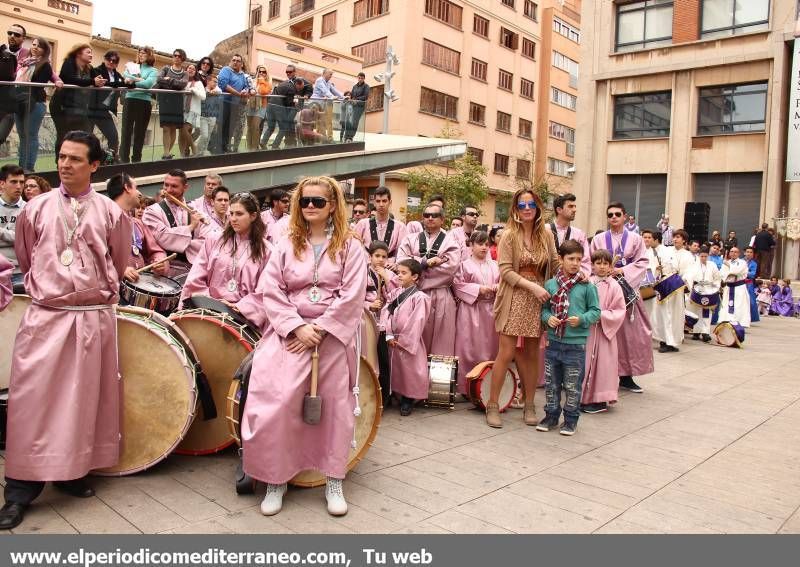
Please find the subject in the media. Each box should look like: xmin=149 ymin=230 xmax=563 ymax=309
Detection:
xmin=353 ymin=209 xmax=367 ymax=215
xmin=299 ymin=196 xmax=330 ymax=209
xmin=465 ymin=211 xmax=479 ymax=217
xmin=516 ymin=200 xmax=537 ymax=210
xmin=422 ymin=212 xmax=442 ymax=219
xmin=607 ymin=211 xmax=624 ymax=218
xmin=7 ymin=31 xmax=22 ymax=38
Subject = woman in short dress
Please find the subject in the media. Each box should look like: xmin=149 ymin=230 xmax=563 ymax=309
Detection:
xmin=486 ymin=189 xmax=559 ymax=428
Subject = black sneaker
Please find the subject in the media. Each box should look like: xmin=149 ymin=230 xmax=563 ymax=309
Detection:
xmin=582 ymin=402 xmax=608 ymax=414
xmin=619 ymin=376 xmax=643 ymax=393
xmin=668 ymin=345 xmax=680 ymax=352
xmin=692 ymin=333 xmax=701 ymax=341
xmin=658 ymin=344 xmax=671 ymax=353
xmin=701 ymin=334 xmax=712 ymax=343
xmin=560 ymin=422 xmax=577 ymax=436
xmin=399 ymin=397 xmax=413 ymax=416
xmin=535 ymin=415 xmax=559 ymax=432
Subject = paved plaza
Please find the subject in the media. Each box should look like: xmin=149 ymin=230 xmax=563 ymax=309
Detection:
xmin=2 ymin=316 xmax=800 ymax=535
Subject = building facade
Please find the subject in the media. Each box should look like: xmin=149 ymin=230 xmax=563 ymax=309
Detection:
xmin=1 ymin=0 xmax=93 ymax=63
xmin=574 ymin=0 xmax=799 ymax=276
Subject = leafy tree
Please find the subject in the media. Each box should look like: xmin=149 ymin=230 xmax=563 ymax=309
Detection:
xmin=405 ymin=152 xmax=489 ymax=222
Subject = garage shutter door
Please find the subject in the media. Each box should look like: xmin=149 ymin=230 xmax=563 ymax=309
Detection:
xmin=694 ymin=173 xmax=761 ymax=241
xmin=609 ymin=174 xmax=667 ymax=231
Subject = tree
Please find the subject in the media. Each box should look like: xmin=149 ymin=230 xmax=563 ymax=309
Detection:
xmin=405 ymin=152 xmax=489 ymax=222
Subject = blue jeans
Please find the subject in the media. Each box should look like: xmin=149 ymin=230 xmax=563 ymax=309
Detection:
xmin=14 ymin=101 xmax=45 ymax=172
xmin=544 ymin=341 xmax=586 ymax=425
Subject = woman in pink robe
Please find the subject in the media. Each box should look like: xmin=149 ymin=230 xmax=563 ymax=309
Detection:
xmin=582 ymin=252 xmax=627 ymax=412
xmin=453 ymin=232 xmax=499 ymax=395
xmin=180 ymin=193 xmax=272 ymax=331
xmin=0 ymin=255 xmax=12 ymax=311
xmin=242 ymin=176 xmax=368 ymax=518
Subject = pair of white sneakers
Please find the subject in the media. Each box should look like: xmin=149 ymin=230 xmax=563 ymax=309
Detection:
xmin=260 ymin=478 xmax=348 ymax=516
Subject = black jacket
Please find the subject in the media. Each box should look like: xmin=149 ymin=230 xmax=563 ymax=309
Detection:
xmin=753 ymin=230 xmax=775 ymax=252
xmin=52 ymin=57 xmax=94 ymax=116
xmin=350 ymin=81 xmax=369 ymax=103
xmin=16 ymin=61 xmax=54 ymax=104
xmin=90 ymin=63 xmax=126 ymax=115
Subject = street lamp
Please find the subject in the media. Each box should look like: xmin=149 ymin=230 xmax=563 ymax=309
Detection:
xmin=373 ymin=46 xmax=399 ymax=187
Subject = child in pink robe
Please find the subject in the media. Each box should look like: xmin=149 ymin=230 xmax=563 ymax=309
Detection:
xmin=453 ymin=231 xmax=500 ymax=395
xmin=365 ymin=242 xmax=399 ymax=405
xmin=380 ymin=259 xmax=431 ymax=416
xmin=581 ymin=250 xmax=627 ymax=413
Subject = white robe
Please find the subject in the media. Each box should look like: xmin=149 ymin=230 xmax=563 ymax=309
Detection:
xmin=642 ymin=247 xmax=658 ymax=324
xmin=718 ymin=259 xmax=751 ymax=328
xmin=652 ymin=247 xmax=694 ymax=347
xmin=685 ymin=261 xmax=722 ymax=335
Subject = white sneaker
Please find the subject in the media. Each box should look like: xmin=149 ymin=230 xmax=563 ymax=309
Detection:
xmin=260 ymin=483 xmax=287 ymax=516
xmin=325 ymin=477 xmax=348 ymax=516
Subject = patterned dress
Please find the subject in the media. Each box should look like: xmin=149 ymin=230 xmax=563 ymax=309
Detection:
xmin=501 ymin=248 xmax=544 ymax=338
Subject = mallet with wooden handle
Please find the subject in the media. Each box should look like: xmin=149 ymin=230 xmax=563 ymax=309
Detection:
xmin=303 ymin=346 xmax=322 ymax=425
xmin=135 ymin=253 xmax=177 ymax=275
xmin=162 ymin=191 xmax=210 ymax=224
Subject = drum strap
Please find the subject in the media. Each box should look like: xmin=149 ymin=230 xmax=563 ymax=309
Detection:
xmin=195 ymin=366 xmax=218 ymax=421
xmin=159 ymin=200 xmax=189 ymax=264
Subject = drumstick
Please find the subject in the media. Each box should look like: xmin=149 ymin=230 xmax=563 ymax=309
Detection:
xmin=162 ymin=191 xmax=210 ymax=224
xmin=135 ymin=253 xmax=177 ymax=274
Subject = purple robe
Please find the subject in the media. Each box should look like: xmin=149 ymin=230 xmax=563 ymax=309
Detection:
xmin=180 ymin=232 xmax=273 ymax=331
xmin=379 ymin=288 xmax=431 ymax=399
xmin=142 ymin=199 xmax=205 ymax=275
xmin=0 ymin=254 xmax=12 ymax=310
xmin=770 ymin=286 xmax=795 ymax=317
xmin=242 ymin=237 xmax=368 ymax=484
xmin=7 ymin=188 xmax=131 ymax=481
xmin=397 ymin=230 xmax=459 ymax=356
xmin=453 ymin=257 xmax=500 ymax=394
xmin=354 ymin=217 xmax=408 ymax=263
xmin=583 ymin=276 xmax=626 ymax=404
xmin=590 ymin=229 xmax=654 ymax=377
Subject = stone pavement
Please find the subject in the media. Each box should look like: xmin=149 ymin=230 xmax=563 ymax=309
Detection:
xmin=2 ymin=316 xmax=800 ymax=534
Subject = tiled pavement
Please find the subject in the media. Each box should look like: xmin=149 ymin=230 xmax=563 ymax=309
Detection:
xmin=3 ymin=316 xmax=800 ymax=534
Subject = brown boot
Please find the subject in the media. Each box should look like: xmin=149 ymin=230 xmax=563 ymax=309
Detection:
xmin=485 ymin=402 xmax=502 ymax=428
xmin=523 ymin=402 xmax=538 ymax=426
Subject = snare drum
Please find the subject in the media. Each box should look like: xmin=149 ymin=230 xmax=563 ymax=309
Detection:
xmin=120 ymin=273 xmax=182 ymax=315
xmin=640 ymin=269 xmax=657 ymax=301
xmin=654 ymin=273 xmax=686 ymax=303
xmin=171 ymin=302 xmax=261 ymax=455
xmin=0 ymin=295 xmax=30 ymax=390
xmin=714 ymin=321 xmax=745 ymax=348
xmin=93 ymin=306 xmax=199 ymax=476
xmin=426 ymin=355 xmax=458 ymax=409
xmin=466 ymin=361 xmax=517 ymax=412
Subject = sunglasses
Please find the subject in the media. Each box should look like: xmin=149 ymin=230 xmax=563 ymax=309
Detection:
xmin=423 ymin=212 xmax=442 ymax=219
xmin=516 ymin=200 xmax=537 ymax=210
xmin=465 ymin=211 xmax=479 ymax=217
xmin=299 ymin=196 xmax=330 ymax=209
xmin=353 ymin=209 xmax=367 ymax=215
xmin=607 ymin=211 xmax=624 ymax=218
xmin=106 ymin=58 xmax=119 ymax=64
xmin=173 ymin=53 xmax=184 ymax=59
xmin=7 ymin=31 xmax=22 ymax=38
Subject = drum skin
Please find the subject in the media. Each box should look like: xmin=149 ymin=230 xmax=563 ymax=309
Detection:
xmin=94 ymin=308 xmax=197 ymax=476
xmin=360 ymin=310 xmax=379 ymax=377
xmin=0 ymin=295 xmax=31 ymax=390
xmin=468 ymin=362 xmax=517 ymax=412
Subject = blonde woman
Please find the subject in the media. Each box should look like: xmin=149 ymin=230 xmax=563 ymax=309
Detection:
xmin=242 ymin=176 xmax=368 ymax=517
xmin=246 ymin=65 xmax=272 ymax=150
xmin=486 ymin=189 xmax=560 ymax=428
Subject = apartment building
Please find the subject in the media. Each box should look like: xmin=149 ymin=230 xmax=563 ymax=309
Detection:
xmin=574 ymin=0 xmax=799 ymax=277
xmin=251 ymin=0 xmax=581 ymax=222
xmin=1 ymin=0 xmax=93 ymax=63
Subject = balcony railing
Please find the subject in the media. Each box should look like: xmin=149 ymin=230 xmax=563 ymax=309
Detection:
xmin=0 ymin=81 xmax=366 ymax=175
xmin=290 ymin=0 xmax=315 ymax=18
xmin=48 ymin=0 xmax=80 ymax=15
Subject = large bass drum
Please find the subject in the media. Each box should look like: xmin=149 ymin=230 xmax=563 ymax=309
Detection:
xmin=93 ymin=306 xmax=199 ymax=476
xmin=360 ymin=309 xmax=379 ymax=376
xmin=0 ymin=295 xmax=31 ymax=390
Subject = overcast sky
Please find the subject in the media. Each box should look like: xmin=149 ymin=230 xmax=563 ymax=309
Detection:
xmin=91 ymin=0 xmax=249 ymax=61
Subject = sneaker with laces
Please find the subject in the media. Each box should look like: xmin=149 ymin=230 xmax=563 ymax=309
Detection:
xmin=535 ymin=415 xmax=559 ymax=432
xmin=325 ymin=477 xmax=348 ymax=516
xmin=559 ymin=422 xmax=577 ymax=436
xmin=260 ymin=483 xmax=287 ymax=516
xmin=582 ymin=402 xmax=608 ymax=414
xmin=619 ymin=376 xmax=643 ymax=393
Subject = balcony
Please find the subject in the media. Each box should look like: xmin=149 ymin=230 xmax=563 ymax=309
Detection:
xmin=289 ymin=0 xmax=315 ymax=19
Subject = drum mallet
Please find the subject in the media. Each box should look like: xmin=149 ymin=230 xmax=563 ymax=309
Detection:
xmin=135 ymin=253 xmax=177 ymax=275
xmin=162 ymin=192 xmax=210 ymax=224
xmin=303 ymin=346 xmax=322 ymax=425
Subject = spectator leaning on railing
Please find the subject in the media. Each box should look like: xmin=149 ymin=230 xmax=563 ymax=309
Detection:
xmin=246 ymin=65 xmax=272 ymax=151
xmin=178 ymin=62 xmax=206 ymax=158
xmin=120 ymin=46 xmax=158 ymax=163
xmin=217 ymin=53 xmax=252 ymax=154
xmin=198 ymin=73 xmax=222 ymax=156
xmin=13 ymin=37 xmax=55 ymax=173
xmin=88 ymin=50 xmax=126 ymax=163
xmin=156 ymin=48 xmax=188 ymax=160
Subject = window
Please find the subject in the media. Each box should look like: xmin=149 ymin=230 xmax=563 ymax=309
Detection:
xmin=524 ymin=1 xmax=538 ymax=20
xmin=615 ymin=0 xmax=673 ymax=52
xmin=424 ymin=0 xmax=463 ymax=28
xmin=290 ymin=0 xmax=315 ymax=18
xmin=469 ymin=103 xmax=486 ymax=125
xmin=516 ymin=158 xmax=531 ymax=179
xmin=613 ymin=91 xmax=672 ymax=138
xmin=494 ymin=153 xmax=510 ymax=174
xmin=420 ymin=86 xmax=458 ymax=120
xmin=470 ymin=58 xmax=488 ymax=81
xmin=496 ymin=111 xmax=512 ymax=133
xmin=468 ymin=147 xmax=484 ymax=164
xmin=366 ymin=84 xmax=384 ymax=112
xmin=501 ymin=0 xmax=515 ymax=8
xmin=473 ymin=14 xmax=489 ymax=38
xmin=551 ymin=87 xmax=577 ymax=110
xmin=522 ymin=38 xmax=536 ymax=59
xmin=701 ymin=0 xmax=770 ymax=39
xmin=352 ymin=37 xmax=387 ymax=66
xmin=250 ymin=5 xmax=262 ymax=26
xmin=520 ymin=78 xmax=535 ymax=100
xmin=268 ymin=0 xmax=281 ymax=19
xmin=500 ymin=27 xmax=519 ymax=50
xmin=498 ymin=69 xmax=513 ymax=91
xmin=547 ymin=157 xmax=573 ymax=177
xmin=321 ymin=11 xmax=337 ymax=35
xmin=697 ymin=82 xmax=768 ymax=135
xmin=422 ymin=39 xmax=460 ymax=74
xmin=553 ymin=16 xmax=580 ymax=43
xmin=549 ymin=121 xmax=575 ymax=142
xmin=694 ymin=173 xmax=762 ymax=240
xmin=519 ymin=118 xmax=533 ymax=139
xmin=552 ymin=51 xmax=579 ymax=77
xmin=353 ymin=0 xmax=389 ymax=24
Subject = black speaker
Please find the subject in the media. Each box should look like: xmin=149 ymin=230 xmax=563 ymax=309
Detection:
xmin=684 ymin=202 xmax=710 ymax=243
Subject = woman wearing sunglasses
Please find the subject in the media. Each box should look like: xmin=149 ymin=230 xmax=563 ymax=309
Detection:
xmin=242 ymin=176 xmax=367 ymax=518
xmin=246 ymin=65 xmax=271 ymax=151
xmin=486 ymin=189 xmax=560 ymax=428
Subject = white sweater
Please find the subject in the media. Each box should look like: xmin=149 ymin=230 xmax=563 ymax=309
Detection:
xmin=184 ymin=80 xmax=207 ymax=116
xmin=0 ymin=195 xmax=24 ymax=271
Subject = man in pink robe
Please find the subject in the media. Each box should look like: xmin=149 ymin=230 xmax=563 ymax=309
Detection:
xmin=260 ymin=188 xmax=290 ymax=232
xmin=188 ymin=173 xmax=223 ymax=221
xmin=0 ymin=254 xmax=12 ymax=310
xmin=353 ymin=187 xmax=407 ymax=265
xmin=447 ymin=205 xmax=479 ymax=261
xmin=142 ymin=169 xmax=206 ymax=278
xmin=589 ymin=202 xmax=655 ymax=393
xmin=545 ymin=193 xmax=591 ymax=278
xmin=194 ymin=186 xmax=228 ymax=240
xmin=397 ymin=204 xmax=459 ymax=357
xmin=1 ymin=132 xmax=131 ymax=530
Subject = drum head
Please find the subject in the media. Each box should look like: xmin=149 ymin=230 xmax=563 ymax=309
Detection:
xmin=290 ymin=358 xmax=381 ymax=488
xmin=470 ymin=363 xmax=517 ymax=412
xmin=360 ymin=310 xmax=379 ymax=376
xmin=0 ymin=295 xmax=31 ymax=390
xmin=94 ymin=311 xmax=197 ymax=476
xmin=171 ymin=310 xmax=259 ymax=455
xmin=128 ymin=273 xmax=182 ymax=296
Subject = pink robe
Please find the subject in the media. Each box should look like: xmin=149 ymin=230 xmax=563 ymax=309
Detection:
xmin=364 ymin=267 xmax=399 ymax=313
xmin=545 ymin=223 xmax=591 ymax=278
xmin=129 ymin=217 xmax=167 ymax=271
xmin=397 ymin=230 xmax=459 ymax=356
xmin=141 ymin=200 xmax=205 ymax=274
xmin=242 ymin=237 xmax=368 ymax=484
xmin=7 ymin=188 xmax=131 ymax=481
xmin=261 ymin=209 xmax=287 ymax=235
xmin=354 ymin=217 xmax=408 ymax=264
xmin=406 ymin=220 xmax=422 ymax=235
xmin=0 ymin=254 xmax=12 ymax=310
xmin=453 ymin=257 xmax=500 ymax=394
xmin=267 ymin=215 xmax=290 ymax=244
xmin=583 ymin=276 xmax=626 ymax=404
xmin=180 ymin=233 xmax=273 ymax=331
xmin=590 ymin=230 xmax=655 ymax=377
xmin=380 ymin=288 xmax=430 ymax=399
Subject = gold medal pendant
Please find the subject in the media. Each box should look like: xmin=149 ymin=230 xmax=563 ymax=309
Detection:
xmin=60 ymin=248 xmax=74 ymax=267
xmin=309 ymin=286 xmax=322 ymax=303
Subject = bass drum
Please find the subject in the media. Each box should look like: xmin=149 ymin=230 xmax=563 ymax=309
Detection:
xmin=94 ymin=306 xmax=198 ymax=476
xmin=360 ymin=309 xmax=379 ymax=376
xmin=227 ymin=357 xmax=382 ymax=488
xmin=0 ymin=295 xmax=31 ymax=390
